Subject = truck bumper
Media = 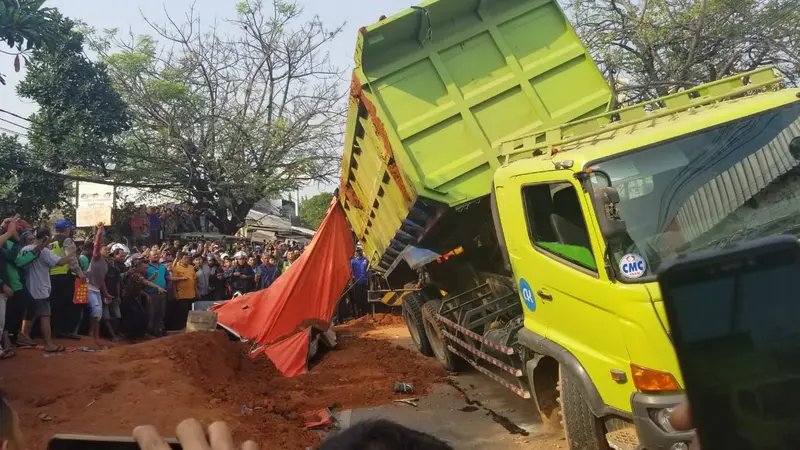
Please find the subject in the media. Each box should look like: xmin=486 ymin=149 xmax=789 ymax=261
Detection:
xmin=631 ymin=392 xmax=695 ymax=450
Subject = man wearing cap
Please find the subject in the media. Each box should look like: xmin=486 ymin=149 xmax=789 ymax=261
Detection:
xmin=349 ymin=247 xmax=370 ymax=318
xmin=229 ymin=252 xmax=255 ymax=294
xmin=49 ymin=220 xmax=85 ymax=340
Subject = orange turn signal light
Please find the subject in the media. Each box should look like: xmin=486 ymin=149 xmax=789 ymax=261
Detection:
xmin=630 ymin=364 xmax=681 ymax=392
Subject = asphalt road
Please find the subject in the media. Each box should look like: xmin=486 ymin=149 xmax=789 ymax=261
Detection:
xmin=335 ymin=326 xmax=567 ymax=450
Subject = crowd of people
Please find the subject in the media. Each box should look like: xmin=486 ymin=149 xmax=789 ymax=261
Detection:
xmin=0 ymin=213 xmax=311 ymax=359
xmin=118 ymin=203 xmax=218 ymax=247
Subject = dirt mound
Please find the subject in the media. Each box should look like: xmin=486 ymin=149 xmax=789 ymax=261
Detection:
xmin=342 ymin=313 xmax=406 ymax=328
xmin=1 ymin=330 xmax=443 ymax=450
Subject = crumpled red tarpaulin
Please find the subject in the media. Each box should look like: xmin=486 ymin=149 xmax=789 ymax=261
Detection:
xmin=212 ymin=198 xmax=354 ymax=377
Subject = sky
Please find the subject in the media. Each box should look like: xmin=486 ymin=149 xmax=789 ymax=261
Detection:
xmin=0 ymin=0 xmax=411 ymax=201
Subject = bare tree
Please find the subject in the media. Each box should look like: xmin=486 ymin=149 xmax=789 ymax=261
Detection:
xmin=90 ymin=0 xmax=345 ymax=233
xmin=565 ymin=0 xmax=800 ymax=104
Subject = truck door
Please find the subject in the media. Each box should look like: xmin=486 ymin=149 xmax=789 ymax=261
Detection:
xmin=496 ymin=170 xmax=634 ymax=412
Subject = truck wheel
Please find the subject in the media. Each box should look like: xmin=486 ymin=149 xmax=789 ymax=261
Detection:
xmin=402 ymin=292 xmax=432 ymax=357
xmin=558 ymin=365 xmax=610 ymax=450
xmin=421 ymin=299 xmax=467 ymax=372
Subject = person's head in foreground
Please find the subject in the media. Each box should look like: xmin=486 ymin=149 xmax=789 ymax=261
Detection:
xmin=319 ymin=420 xmax=453 ymax=450
xmin=131 ymin=418 xmax=451 ymax=450
xmin=0 ymin=390 xmax=23 ymax=450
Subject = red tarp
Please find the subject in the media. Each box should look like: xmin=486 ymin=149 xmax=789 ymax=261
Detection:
xmin=212 ymin=199 xmax=354 ymax=377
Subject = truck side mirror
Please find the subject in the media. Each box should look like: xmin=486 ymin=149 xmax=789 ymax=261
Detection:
xmin=592 ymin=186 xmax=627 ymax=239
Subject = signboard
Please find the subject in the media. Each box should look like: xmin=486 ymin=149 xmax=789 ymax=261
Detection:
xmin=76 ymin=182 xmax=115 ymax=227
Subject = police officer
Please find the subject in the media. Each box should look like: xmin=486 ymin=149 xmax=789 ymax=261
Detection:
xmin=49 ymin=220 xmax=85 ymax=340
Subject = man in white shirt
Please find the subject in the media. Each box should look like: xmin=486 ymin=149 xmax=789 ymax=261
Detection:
xmin=20 ymin=228 xmax=75 ymax=353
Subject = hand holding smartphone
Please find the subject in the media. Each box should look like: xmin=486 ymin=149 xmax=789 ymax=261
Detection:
xmin=48 ymin=434 xmax=181 ymax=450
xmin=658 ymin=235 xmax=800 ymax=450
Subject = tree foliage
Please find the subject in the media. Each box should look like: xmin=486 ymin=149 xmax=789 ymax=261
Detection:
xmin=299 ymin=192 xmax=333 ymax=230
xmin=0 ymin=0 xmax=59 ymax=84
xmin=89 ymin=0 xmax=345 ymax=234
xmin=17 ymin=13 xmax=131 ymax=174
xmin=566 ymin=0 xmax=800 ymax=104
xmin=0 ymin=135 xmax=69 ymax=221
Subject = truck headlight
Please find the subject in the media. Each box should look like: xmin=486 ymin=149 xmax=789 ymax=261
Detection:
xmin=650 ymin=406 xmax=676 ymax=432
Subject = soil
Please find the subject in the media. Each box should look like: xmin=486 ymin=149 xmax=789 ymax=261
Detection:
xmin=0 ymin=329 xmax=445 ymax=450
xmin=341 ymin=313 xmax=406 ymax=328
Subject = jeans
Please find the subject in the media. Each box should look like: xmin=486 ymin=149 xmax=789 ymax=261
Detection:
xmin=87 ymin=290 xmax=103 ymax=320
xmin=146 ymin=293 xmax=166 ymax=334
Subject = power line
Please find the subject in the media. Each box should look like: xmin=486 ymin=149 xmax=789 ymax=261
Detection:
xmin=0 ymin=126 xmax=27 ymax=137
xmin=0 ymin=161 xmax=178 ymax=189
xmin=0 ymin=108 xmax=33 ymax=123
xmin=0 ymin=117 xmax=31 ymax=131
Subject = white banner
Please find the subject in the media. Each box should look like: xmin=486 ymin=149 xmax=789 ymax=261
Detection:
xmin=76 ymin=182 xmax=115 ymax=227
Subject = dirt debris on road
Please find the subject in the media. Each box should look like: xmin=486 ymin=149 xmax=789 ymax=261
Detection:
xmin=341 ymin=312 xmax=406 ymax=328
xmin=0 ymin=328 xmax=444 ymax=450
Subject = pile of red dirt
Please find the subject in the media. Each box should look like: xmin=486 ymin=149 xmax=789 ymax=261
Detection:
xmin=342 ymin=313 xmax=406 ymax=328
xmin=0 ymin=330 xmax=444 ymax=450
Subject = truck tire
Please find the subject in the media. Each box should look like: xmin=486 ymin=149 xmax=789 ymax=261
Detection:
xmin=558 ymin=365 xmax=610 ymax=450
xmin=402 ymin=292 xmax=433 ymax=357
xmin=421 ymin=299 xmax=468 ymax=372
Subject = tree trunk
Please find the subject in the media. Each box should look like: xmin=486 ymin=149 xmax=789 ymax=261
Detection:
xmin=206 ymin=200 xmax=255 ymax=236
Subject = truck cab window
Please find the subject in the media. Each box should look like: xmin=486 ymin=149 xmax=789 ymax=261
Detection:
xmin=522 ymin=183 xmax=597 ymax=271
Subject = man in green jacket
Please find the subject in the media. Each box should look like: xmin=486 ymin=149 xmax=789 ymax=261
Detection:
xmin=2 ymin=228 xmax=38 ymax=358
xmin=1 ymin=218 xmax=39 ymax=358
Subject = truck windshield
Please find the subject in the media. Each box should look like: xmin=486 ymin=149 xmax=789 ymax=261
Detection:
xmin=589 ymin=102 xmax=800 ymax=280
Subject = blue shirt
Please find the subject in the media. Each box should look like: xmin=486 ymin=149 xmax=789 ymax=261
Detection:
xmin=144 ymin=263 xmax=168 ymax=294
xmin=351 ymin=256 xmax=369 ymax=285
xmin=257 ymin=263 xmax=279 ymax=290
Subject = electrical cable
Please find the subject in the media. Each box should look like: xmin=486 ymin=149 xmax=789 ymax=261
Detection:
xmin=0 ymin=117 xmax=30 ymax=131
xmin=0 ymin=108 xmax=33 ymax=123
xmin=0 ymin=126 xmax=26 ymax=137
xmin=0 ymin=161 xmax=178 ymax=189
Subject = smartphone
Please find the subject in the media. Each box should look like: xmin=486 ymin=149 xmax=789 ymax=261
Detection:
xmin=48 ymin=434 xmax=182 ymax=450
xmin=658 ymin=235 xmax=800 ymax=450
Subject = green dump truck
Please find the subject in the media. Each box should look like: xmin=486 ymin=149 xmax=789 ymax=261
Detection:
xmin=339 ymin=0 xmax=800 ymax=449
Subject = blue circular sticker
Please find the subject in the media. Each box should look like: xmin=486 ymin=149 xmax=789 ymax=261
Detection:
xmin=620 ymin=253 xmax=647 ymax=279
xmin=519 ymin=278 xmax=536 ymax=312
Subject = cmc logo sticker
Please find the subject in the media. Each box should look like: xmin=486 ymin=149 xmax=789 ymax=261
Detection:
xmin=519 ymin=278 xmax=536 ymax=311
xmin=620 ymin=254 xmax=646 ymax=279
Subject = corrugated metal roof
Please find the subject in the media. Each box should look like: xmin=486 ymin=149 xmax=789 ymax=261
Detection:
xmin=675 ymin=117 xmax=800 ymax=241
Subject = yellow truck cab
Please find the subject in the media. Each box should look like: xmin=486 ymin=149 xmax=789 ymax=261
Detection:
xmin=338 ymin=1 xmax=800 ymax=448
xmin=493 ymin=67 xmax=800 ymax=449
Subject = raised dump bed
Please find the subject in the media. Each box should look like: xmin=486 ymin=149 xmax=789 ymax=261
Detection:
xmin=340 ymin=0 xmax=612 ymax=269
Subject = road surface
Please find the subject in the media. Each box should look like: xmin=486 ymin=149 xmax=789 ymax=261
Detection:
xmin=342 ymin=325 xmax=567 ymax=449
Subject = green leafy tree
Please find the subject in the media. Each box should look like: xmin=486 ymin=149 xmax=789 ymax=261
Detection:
xmin=88 ymin=0 xmax=345 ymax=234
xmin=566 ymin=0 xmax=800 ymax=104
xmin=299 ymin=192 xmax=333 ymax=230
xmin=0 ymin=0 xmax=59 ymax=84
xmin=17 ymin=13 xmax=131 ymax=174
xmin=0 ymin=135 xmax=69 ymax=221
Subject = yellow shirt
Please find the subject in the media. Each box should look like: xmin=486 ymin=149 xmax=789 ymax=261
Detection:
xmin=172 ymin=264 xmax=197 ymax=300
